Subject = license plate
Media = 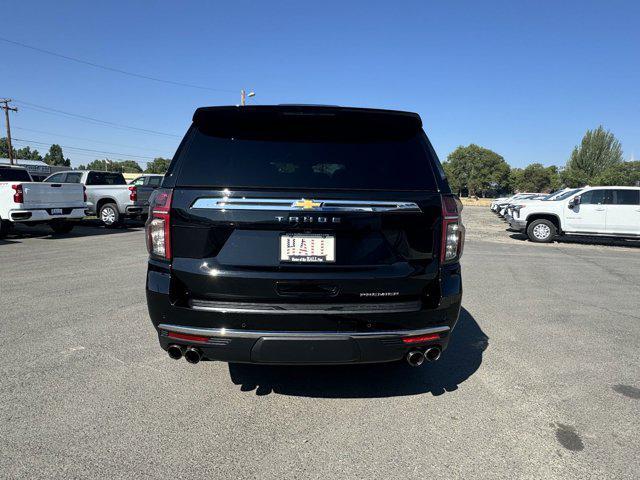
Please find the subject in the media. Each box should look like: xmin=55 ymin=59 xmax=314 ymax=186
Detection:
xmin=51 ymin=208 xmax=63 ymax=215
xmin=280 ymin=234 xmax=335 ymax=263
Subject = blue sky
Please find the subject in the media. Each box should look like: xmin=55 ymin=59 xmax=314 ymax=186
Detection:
xmin=2 ymin=0 xmax=638 ymax=168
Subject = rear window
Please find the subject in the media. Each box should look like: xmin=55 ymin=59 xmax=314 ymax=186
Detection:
xmin=65 ymin=172 xmax=83 ymax=183
xmin=176 ymin=127 xmax=438 ymax=190
xmin=0 ymin=167 xmax=31 ymax=182
xmin=86 ymin=172 xmax=126 ymax=185
xmin=148 ymin=176 xmax=162 ymax=187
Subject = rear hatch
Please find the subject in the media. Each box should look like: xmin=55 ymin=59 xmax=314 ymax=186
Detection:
xmin=166 ymin=106 xmax=445 ymax=313
xmin=21 ymin=182 xmax=84 ymax=208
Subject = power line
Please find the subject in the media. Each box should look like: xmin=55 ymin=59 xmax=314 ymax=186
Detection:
xmin=12 ymin=126 xmax=170 ymax=154
xmin=0 ymin=36 xmax=236 ymax=93
xmin=12 ymin=137 xmax=157 ymax=160
xmin=11 ymin=140 xmax=153 ymax=165
xmin=11 ymin=144 xmax=152 ymax=165
xmin=14 ymin=100 xmax=181 ymax=138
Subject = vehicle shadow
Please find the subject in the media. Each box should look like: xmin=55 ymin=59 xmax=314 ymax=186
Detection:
xmin=1 ymin=220 xmax=144 ymax=242
xmin=508 ymin=232 xmax=640 ymax=249
xmin=228 ymin=308 xmax=488 ymax=398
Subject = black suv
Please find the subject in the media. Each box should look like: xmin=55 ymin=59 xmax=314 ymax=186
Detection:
xmin=146 ymin=105 xmax=464 ymax=367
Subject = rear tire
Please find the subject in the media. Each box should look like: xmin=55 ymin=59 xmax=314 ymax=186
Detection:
xmin=527 ymin=219 xmax=556 ymax=243
xmin=50 ymin=220 xmax=74 ymax=234
xmin=99 ymin=203 xmax=121 ymax=228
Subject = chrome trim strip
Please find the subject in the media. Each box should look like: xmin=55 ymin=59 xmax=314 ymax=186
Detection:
xmin=191 ymin=197 xmax=422 ymax=213
xmin=189 ymin=299 xmax=421 ymax=315
xmin=158 ymin=323 xmax=450 ymax=339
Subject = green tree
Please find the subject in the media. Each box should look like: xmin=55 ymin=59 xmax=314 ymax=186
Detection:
xmin=15 ymin=146 xmax=43 ymax=161
xmin=81 ymin=159 xmax=142 ymax=173
xmin=592 ymin=161 xmax=640 ymax=186
xmin=84 ymin=159 xmax=108 ymax=171
xmin=0 ymin=137 xmax=17 ymax=159
xmin=562 ymin=126 xmax=623 ymax=187
xmin=511 ymin=163 xmax=560 ymax=192
xmin=44 ymin=144 xmax=71 ymax=167
xmin=118 ymin=160 xmax=143 ymax=173
xmin=83 ymin=159 xmax=123 ymax=172
xmin=145 ymin=157 xmax=171 ymax=174
xmin=508 ymin=167 xmax=523 ymax=192
xmin=443 ymin=144 xmax=510 ymax=196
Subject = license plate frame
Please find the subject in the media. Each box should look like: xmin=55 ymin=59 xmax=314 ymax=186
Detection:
xmin=51 ymin=208 xmax=64 ymax=215
xmin=280 ymin=233 xmax=336 ymax=263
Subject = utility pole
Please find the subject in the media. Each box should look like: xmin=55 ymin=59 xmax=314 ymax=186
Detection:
xmin=1 ymin=99 xmax=18 ymax=165
xmin=240 ymin=89 xmax=255 ymax=106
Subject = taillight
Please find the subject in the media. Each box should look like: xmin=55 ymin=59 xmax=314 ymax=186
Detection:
xmin=11 ymin=184 xmax=24 ymax=204
xmin=129 ymin=185 xmax=137 ymax=202
xmin=83 ymin=185 xmax=87 ymax=202
xmin=440 ymin=195 xmax=465 ymax=264
xmin=146 ymin=188 xmax=172 ymax=260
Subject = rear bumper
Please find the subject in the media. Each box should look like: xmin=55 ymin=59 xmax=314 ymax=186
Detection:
xmin=9 ymin=207 xmax=86 ymax=222
xmin=146 ymin=264 xmax=462 ymax=365
xmin=157 ymin=323 xmax=452 ymax=364
xmin=125 ymin=205 xmax=145 ymax=215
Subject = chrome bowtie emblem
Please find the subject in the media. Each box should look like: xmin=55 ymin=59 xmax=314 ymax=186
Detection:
xmin=292 ymin=199 xmax=321 ymax=210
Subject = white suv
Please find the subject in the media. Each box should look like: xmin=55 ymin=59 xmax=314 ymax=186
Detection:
xmin=508 ymin=186 xmax=640 ymax=242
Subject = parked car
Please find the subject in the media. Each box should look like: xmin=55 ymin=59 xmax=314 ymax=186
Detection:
xmin=0 ymin=165 xmax=86 ymax=238
xmin=503 ymin=190 xmax=571 ymax=223
xmin=129 ymin=174 xmax=164 ymax=219
xmin=493 ymin=193 xmax=541 ymax=216
xmin=508 ymin=186 xmax=640 ymax=242
xmin=490 ymin=196 xmax=510 ymax=212
xmin=44 ymin=170 xmax=145 ymax=227
xmin=146 ymin=105 xmax=465 ymax=367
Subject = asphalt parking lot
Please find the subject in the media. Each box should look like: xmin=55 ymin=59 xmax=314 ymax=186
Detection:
xmin=1 ymin=209 xmax=639 ymax=479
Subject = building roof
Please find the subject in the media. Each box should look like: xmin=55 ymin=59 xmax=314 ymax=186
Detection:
xmin=0 ymin=158 xmax=50 ymax=166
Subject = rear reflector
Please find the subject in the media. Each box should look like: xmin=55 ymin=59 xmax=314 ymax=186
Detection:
xmin=402 ymin=333 xmax=440 ymax=344
xmin=167 ymin=331 xmax=209 ymax=343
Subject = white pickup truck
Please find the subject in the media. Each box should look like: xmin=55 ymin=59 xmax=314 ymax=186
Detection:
xmin=503 ymin=188 xmax=578 ymax=222
xmin=0 ymin=165 xmax=86 ymax=238
xmin=508 ymin=186 xmax=640 ymax=242
xmin=44 ymin=170 xmax=145 ymax=227
xmin=492 ymin=193 xmax=543 ymax=216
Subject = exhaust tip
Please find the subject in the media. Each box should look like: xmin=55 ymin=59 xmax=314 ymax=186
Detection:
xmin=167 ymin=344 xmax=183 ymax=360
xmin=406 ymin=350 xmax=425 ymax=367
xmin=425 ymin=347 xmax=442 ymax=362
xmin=184 ymin=347 xmax=202 ymax=364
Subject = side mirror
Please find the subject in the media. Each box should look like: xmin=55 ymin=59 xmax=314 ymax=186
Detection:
xmin=569 ymin=196 xmax=581 ymax=208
